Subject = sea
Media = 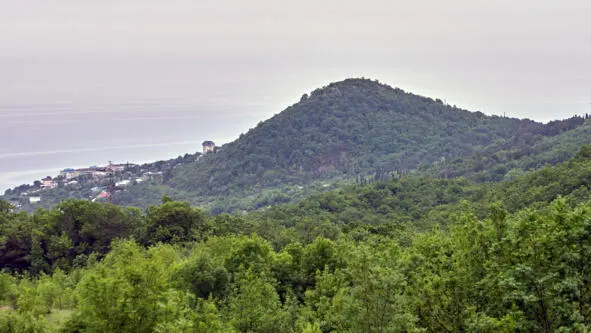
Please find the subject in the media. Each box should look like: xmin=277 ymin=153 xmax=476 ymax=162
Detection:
xmin=0 ymin=101 xmax=269 ymax=193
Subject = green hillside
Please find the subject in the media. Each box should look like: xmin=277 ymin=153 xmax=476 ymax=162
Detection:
xmin=2 ymin=147 xmax=591 ymax=332
xmin=246 ymin=144 xmax=591 ymax=236
xmin=168 ymin=78 xmax=549 ymax=196
xmin=426 ymin=116 xmax=591 ymax=182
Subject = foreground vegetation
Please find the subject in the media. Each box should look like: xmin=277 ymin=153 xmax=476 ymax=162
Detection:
xmin=2 ymin=199 xmax=591 ymax=332
xmin=2 ymin=146 xmax=591 ymax=332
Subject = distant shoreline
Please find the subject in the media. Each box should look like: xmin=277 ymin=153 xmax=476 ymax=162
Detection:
xmin=0 ymin=168 xmax=62 ymax=193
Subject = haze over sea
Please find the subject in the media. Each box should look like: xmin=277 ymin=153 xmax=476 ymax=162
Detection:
xmin=0 ymin=100 xmax=268 ymax=192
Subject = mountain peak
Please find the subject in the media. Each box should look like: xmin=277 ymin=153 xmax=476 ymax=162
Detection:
xmin=307 ymin=78 xmax=399 ymax=98
xmin=167 ymin=79 xmax=542 ymax=199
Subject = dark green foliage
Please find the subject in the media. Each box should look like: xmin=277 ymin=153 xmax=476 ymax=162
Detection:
xmin=172 ymin=253 xmax=230 ymax=299
xmin=142 ymin=198 xmax=208 ymax=245
xmin=169 ymin=79 xmax=543 ymax=197
xmin=252 ymin=144 xmax=591 ymax=234
xmin=0 ymin=201 xmax=142 ymax=273
xmin=427 ymin=117 xmax=591 ymax=182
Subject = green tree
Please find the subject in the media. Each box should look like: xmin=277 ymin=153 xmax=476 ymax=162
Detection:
xmin=227 ymin=269 xmax=291 ymax=333
xmin=143 ymin=201 xmax=208 ymax=245
xmin=68 ymin=240 xmax=179 ymax=332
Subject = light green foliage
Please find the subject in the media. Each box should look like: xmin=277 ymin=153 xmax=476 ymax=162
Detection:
xmin=0 ymin=311 xmax=50 ymax=333
xmin=69 ymin=241 xmax=179 ymax=332
xmin=0 ymin=270 xmax=75 ymax=332
xmin=224 ymin=235 xmax=276 ymax=276
xmin=493 ymin=198 xmax=591 ymax=331
xmin=343 ymin=242 xmax=418 ymax=332
xmin=227 ymin=269 xmax=291 ymax=333
xmin=154 ymin=293 xmax=233 ymax=333
xmin=300 ymin=322 xmax=322 ymax=333
xmin=15 ymin=274 xmax=72 ymax=316
xmin=0 ymin=272 xmax=16 ymax=306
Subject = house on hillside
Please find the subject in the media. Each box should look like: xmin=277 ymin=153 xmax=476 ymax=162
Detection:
xmin=66 ymin=180 xmax=79 ymax=187
xmin=92 ymin=171 xmax=109 ymax=179
xmin=202 ymin=140 xmax=216 ymax=154
xmin=8 ymin=200 xmax=22 ymax=209
xmin=60 ymin=168 xmax=79 ymax=180
xmin=73 ymin=166 xmax=109 ymax=179
xmin=115 ymin=180 xmax=131 ymax=187
xmin=92 ymin=191 xmax=110 ymax=202
xmin=91 ymin=186 xmax=104 ymax=192
xmin=41 ymin=177 xmax=58 ymax=189
xmin=106 ymin=162 xmax=125 ymax=173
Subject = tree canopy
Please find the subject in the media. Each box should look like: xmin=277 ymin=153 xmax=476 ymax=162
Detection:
xmin=2 ymin=146 xmax=591 ymax=332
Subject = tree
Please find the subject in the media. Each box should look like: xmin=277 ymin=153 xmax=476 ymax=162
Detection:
xmin=143 ymin=200 xmax=208 ymax=245
xmin=227 ymin=269 xmax=291 ymax=333
xmin=68 ymin=241 xmax=179 ymax=332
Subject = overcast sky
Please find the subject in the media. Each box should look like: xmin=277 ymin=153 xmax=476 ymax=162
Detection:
xmin=1 ymin=0 xmax=590 ymax=122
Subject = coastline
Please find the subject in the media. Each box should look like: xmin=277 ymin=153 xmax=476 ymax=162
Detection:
xmin=0 ymin=141 xmax=206 ymax=193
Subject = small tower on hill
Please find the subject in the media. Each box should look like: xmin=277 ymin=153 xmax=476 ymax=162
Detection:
xmin=202 ymin=140 xmax=215 ymax=154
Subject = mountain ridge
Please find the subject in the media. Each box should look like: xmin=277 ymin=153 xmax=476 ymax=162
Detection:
xmin=166 ymin=78 xmax=580 ymax=195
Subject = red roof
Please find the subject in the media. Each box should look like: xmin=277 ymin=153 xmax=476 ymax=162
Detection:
xmin=98 ymin=192 xmax=110 ymax=198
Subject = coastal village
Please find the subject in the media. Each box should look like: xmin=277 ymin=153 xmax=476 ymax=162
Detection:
xmin=6 ymin=162 xmax=153 ymax=208
xmin=3 ymin=140 xmax=217 ymax=210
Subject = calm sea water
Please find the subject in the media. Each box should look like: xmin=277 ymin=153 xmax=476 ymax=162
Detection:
xmin=0 ymin=101 xmax=266 ymax=193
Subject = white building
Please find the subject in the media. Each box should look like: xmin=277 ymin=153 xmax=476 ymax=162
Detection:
xmin=60 ymin=169 xmax=79 ymax=180
xmin=115 ymin=180 xmax=131 ymax=187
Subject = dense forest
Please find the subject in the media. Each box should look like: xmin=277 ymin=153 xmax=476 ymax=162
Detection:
xmin=2 ymin=146 xmax=591 ymax=332
xmin=166 ymin=79 xmax=585 ymax=197
xmin=424 ymin=116 xmax=591 ymax=182
xmin=4 ymin=79 xmax=589 ymax=214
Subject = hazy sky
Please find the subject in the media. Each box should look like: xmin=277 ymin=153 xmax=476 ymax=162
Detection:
xmin=2 ymin=0 xmax=591 ymax=122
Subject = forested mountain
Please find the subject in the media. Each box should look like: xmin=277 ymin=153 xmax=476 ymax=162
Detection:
xmin=167 ymin=78 xmax=583 ymax=196
xmin=2 ymin=78 xmax=589 ymax=213
xmin=425 ymin=115 xmax=591 ymax=182
xmin=2 ymin=146 xmax=591 ymax=332
xmin=250 ymin=144 xmax=591 ymax=234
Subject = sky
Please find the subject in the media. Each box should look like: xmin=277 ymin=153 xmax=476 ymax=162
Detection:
xmin=1 ymin=0 xmax=591 ymax=122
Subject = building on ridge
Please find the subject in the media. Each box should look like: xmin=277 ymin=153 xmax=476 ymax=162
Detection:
xmin=202 ymin=140 xmax=216 ymax=154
